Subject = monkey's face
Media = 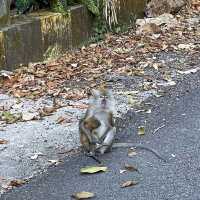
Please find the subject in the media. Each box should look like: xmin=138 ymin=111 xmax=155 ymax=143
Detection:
xmin=90 ymin=89 xmax=112 ymax=109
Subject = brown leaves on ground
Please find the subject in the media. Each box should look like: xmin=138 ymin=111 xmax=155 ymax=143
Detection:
xmin=0 ymin=7 xmax=199 ymax=101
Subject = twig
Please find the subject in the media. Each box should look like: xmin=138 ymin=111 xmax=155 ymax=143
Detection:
xmin=152 ymin=124 xmax=165 ymax=134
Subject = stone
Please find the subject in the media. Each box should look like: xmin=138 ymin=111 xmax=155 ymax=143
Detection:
xmin=136 ymin=23 xmax=162 ymax=35
xmin=145 ymin=0 xmax=186 ymax=17
xmin=136 ymin=13 xmax=178 ymax=28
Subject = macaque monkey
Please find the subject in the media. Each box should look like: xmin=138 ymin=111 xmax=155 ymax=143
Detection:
xmin=79 ymin=88 xmax=115 ymax=163
xmin=79 ymin=88 xmax=166 ymax=163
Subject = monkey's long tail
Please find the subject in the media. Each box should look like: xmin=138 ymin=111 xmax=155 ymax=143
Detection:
xmin=112 ymin=143 xmax=167 ymax=162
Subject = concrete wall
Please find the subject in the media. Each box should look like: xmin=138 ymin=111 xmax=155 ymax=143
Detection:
xmin=0 ymin=1 xmax=146 ymax=70
xmin=119 ymin=0 xmax=146 ymax=23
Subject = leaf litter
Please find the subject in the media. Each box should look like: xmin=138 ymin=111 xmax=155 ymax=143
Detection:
xmin=0 ymin=4 xmax=199 ymax=103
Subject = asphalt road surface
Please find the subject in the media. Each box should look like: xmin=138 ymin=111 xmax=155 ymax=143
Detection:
xmin=2 ymin=72 xmax=200 ymax=200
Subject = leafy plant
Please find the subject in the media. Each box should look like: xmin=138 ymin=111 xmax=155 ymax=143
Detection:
xmin=80 ymin=0 xmax=100 ymax=16
xmin=15 ymin=0 xmax=33 ymax=12
xmin=15 ymin=0 xmax=121 ymax=42
xmin=51 ymin=0 xmax=68 ymax=13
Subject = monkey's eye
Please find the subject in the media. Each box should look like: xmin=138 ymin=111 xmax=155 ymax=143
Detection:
xmin=101 ymin=95 xmax=108 ymax=99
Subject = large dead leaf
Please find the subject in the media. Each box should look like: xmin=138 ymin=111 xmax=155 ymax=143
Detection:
xmin=120 ymin=180 xmax=138 ymax=188
xmin=72 ymin=191 xmax=95 ymax=199
xmin=80 ymin=166 xmax=107 ymax=174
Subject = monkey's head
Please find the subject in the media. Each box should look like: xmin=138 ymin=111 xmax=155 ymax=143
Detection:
xmin=89 ymin=88 xmax=115 ymax=111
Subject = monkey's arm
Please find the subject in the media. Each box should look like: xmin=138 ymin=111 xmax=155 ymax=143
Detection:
xmin=96 ymin=127 xmax=116 ymax=154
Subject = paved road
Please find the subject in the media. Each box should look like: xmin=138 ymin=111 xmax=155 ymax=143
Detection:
xmin=2 ymin=72 xmax=200 ymax=200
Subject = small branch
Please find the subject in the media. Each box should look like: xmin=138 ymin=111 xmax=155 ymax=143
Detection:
xmin=152 ymin=124 xmax=165 ymax=134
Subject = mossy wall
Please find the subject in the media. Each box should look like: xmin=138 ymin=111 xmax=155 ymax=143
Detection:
xmin=0 ymin=0 xmax=10 ymax=27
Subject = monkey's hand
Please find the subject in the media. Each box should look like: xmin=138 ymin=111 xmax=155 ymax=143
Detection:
xmin=90 ymin=134 xmax=100 ymax=145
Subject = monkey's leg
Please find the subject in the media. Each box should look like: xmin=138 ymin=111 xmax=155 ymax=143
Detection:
xmin=80 ymin=134 xmax=102 ymax=164
xmin=98 ymin=127 xmax=116 ymax=154
xmin=94 ymin=123 xmax=108 ymax=139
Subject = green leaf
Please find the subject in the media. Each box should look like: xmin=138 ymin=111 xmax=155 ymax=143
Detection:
xmin=80 ymin=166 xmax=107 ymax=174
xmin=1 ymin=111 xmax=20 ymax=124
xmin=138 ymin=126 xmax=145 ymax=135
xmin=72 ymin=191 xmax=95 ymax=199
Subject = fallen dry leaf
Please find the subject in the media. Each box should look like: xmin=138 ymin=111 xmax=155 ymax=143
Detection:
xmin=7 ymin=179 xmax=27 ymax=188
xmin=80 ymin=166 xmax=107 ymax=174
xmin=0 ymin=139 xmax=8 ymax=144
xmin=124 ymin=164 xmax=138 ymax=172
xmin=128 ymin=149 xmax=137 ymax=157
xmin=72 ymin=191 xmax=95 ymax=199
xmin=56 ymin=116 xmax=72 ymax=124
xmin=39 ymin=106 xmax=57 ymax=117
xmin=56 ymin=116 xmax=66 ymax=124
xmin=120 ymin=180 xmax=138 ymax=188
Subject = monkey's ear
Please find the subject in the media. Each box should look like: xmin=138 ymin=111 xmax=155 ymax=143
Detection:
xmin=91 ymin=89 xmax=99 ymax=97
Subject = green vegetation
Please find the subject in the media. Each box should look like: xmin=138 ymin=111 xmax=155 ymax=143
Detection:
xmin=15 ymin=0 xmax=101 ymax=15
xmin=15 ymin=0 xmax=120 ymax=40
